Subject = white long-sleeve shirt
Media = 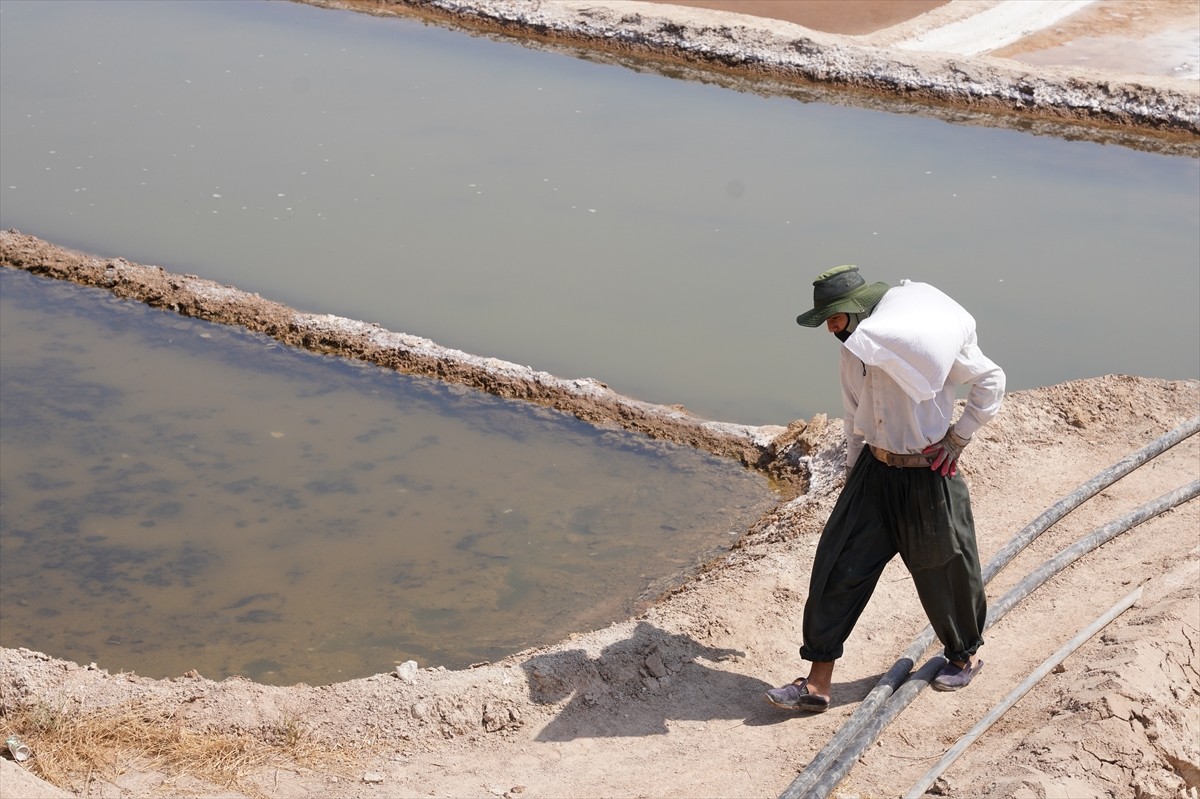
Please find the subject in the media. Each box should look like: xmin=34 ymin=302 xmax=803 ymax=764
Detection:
xmin=840 ymin=331 xmax=1005 ymax=468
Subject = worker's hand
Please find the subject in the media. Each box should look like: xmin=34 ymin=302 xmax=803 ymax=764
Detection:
xmin=922 ymin=427 xmax=970 ymax=477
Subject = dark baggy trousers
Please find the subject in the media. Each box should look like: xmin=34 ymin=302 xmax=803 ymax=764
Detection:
xmin=799 ymin=447 xmax=987 ymax=665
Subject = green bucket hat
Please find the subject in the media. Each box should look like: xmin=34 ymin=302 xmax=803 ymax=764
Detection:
xmin=795 ymin=264 xmax=890 ymax=327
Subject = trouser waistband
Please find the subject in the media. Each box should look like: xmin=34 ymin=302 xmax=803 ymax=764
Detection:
xmin=870 ymin=446 xmax=932 ymax=468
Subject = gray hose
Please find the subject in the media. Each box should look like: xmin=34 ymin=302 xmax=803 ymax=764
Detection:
xmin=802 ymin=479 xmax=1199 ymax=799
xmin=778 ymin=415 xmax=1199 ymax=799
xmin=777 ymin=630 xmax=937 ymax=799
xmin=903 ymin=585 xmax=1144 ymax=799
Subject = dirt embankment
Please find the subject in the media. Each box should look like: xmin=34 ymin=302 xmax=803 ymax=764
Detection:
xmin=307 ymin=0 xmax=1200 ymax=147
xmin=0 ymin=230 xmax=812 ymax=493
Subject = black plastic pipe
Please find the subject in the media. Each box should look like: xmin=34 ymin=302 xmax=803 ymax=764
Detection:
xmin=980 ymin=414 xmax=1200 ymax=583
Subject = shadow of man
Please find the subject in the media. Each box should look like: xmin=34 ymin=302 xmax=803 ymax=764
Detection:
xmin=522 ymin=620 xmax=774 ymax=741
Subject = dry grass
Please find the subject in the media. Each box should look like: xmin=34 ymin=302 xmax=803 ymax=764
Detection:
xmin=2 ymin=699 xmax=359 ymax=797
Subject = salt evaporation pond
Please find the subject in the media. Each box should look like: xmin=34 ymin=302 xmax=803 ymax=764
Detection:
xmin=0 ymin=269 xmax=777 ymax=685
xmin=0 ymin=0 xmax=1196 ymax=425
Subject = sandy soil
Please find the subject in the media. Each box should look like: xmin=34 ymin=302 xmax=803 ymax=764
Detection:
xmin=3 ymin=2 xmax=1200 ymax=798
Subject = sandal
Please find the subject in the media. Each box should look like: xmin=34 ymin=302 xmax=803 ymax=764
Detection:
xmin=765 ymin=677 xmax=830 ymax=712
xmin=932 ymin=658 xmax=984 ymax=692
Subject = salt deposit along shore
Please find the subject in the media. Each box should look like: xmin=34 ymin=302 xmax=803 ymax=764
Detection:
xmin=311 ymin=0 xmax=1200 ymax=145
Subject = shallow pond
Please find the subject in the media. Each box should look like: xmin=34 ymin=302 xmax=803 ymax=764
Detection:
xmin=0 ymin=269 xmax=776 ymax=685
xmin=0 ymin=0 xmax=1196 ymax=425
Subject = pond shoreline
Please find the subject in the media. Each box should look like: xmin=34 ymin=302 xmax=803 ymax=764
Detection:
xmin=0 ymin=230 xmax=816 ymax=494
xmin=302 ymin=0 xmax=1200 ymax=147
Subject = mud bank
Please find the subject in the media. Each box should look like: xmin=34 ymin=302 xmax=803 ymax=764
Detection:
xmin=0 ymin=230 xmax=823 ymax=493
xmin=303 ymin=0 xmax=1200 ymax=145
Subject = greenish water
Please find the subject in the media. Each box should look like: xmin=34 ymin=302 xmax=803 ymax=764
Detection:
xmin=1 ymin=0 xmax=1196 ymax=425
xmin=0 ymin=269 xmax=777 ymax=685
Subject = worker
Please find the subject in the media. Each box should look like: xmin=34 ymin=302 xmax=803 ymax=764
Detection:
xmin=767 ymin=265 xmax=1005 ymax=711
